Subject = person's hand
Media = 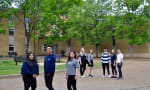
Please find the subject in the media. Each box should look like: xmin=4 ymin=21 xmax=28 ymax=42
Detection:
xmin=113 ymin=64 xmax=116 ymax=66
xmin=75 ymin=75 xmax=77 ymax=80
xmin=80 ymin=62 xmax=82 ymax=65
xmin=33 ymin=74 xmax=37 ymax=78
xmin=65 ymin=75 xmax=68 ymax=80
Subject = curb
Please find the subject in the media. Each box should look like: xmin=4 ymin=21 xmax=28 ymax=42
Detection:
xmin=0 ymin=70 xmax=66 ymax=80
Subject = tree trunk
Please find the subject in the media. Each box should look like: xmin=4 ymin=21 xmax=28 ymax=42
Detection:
xmin=112 ymin=29 xmax=116 ymax=49
xmin=129 ymin=44 xmax=133 ymax=57
xmin=66 ymin=39 xmax=71 ymax=56
xmin=24 ymin=17 xmax=31 ymax=55
xmin=96 ymin=44 xmax=99 ymax=58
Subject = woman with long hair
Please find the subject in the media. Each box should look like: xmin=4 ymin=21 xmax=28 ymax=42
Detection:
xmin=79 ymin=47 xmax=87 ymax=77
xmin=66 ymin=51 xmax=79 ymax=90
xmin=21 ymin=52 xmax=39 ymax=90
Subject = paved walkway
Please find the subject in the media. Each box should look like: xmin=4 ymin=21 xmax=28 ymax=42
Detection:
xmin=0 ymin=59 xmax=150 ymax=90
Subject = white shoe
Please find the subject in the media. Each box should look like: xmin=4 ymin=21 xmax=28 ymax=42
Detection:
xmin=102 ymin=75 xmax=105 ymax=78
xmin=82 ymin=75 xmax=85 ymax=78
xmin=108 ymin=75 xmax=111 ymax=78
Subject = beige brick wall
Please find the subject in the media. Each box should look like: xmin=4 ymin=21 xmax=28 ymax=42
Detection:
xmin=0 ymin=19 xmax=9 ymax=56
xmin=14 ymin=14 xmax=26 ymax=56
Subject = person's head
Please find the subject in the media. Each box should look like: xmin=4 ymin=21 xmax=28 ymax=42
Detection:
xmin=89 ymin=49 xmax=93 ymax=54
xmin=117 ymin=49 xmax=121 ymax=54
xmin=104 ymin=48 xmax=107 ymax=52
xmin=68 ymin=51 xmax=76 ymax=62
xmin=80 ymin=47 xmax=85 ymax=56
xmin=27 ymin=52 xmax=37 ymax=63
xmin=81 ymin=47 xmax=85 ymax=53
xmin=46 ymin=45 xmax=53 ymax=55
xmin=112 ymin=49 xmax=115 ymax=54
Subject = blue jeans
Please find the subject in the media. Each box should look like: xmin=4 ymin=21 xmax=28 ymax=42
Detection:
xmin=117 ymin=63 xmax=122 ymax=79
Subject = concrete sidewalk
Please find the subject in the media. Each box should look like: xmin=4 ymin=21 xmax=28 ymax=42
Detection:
xmin=0 ymin=59 xmax=150 ymax=90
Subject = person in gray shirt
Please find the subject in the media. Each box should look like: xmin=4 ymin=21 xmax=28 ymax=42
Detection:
xmin=66 ymin=51 xmax=79 ymax=90
xmin=88 ymin=49 xmax=94 ymax=78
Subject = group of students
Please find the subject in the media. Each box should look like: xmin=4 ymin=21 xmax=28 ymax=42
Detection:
xmin=21 ymin=45 xmax=123 ymax=90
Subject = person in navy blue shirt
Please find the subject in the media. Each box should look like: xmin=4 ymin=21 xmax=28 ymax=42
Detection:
xmin=111 ymin=49 xmax=117 ymax=78
xmin=21 ymin=52 xmax=39 ymax=90
xmin=79 ymin=47 xmax=87 ymax=77
xmin=44 ymin=45 xmax=56 ymax=90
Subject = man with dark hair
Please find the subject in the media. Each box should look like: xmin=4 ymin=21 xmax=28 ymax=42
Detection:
xmin=101 ymin=48 xmax=111 ymax=78
xmin=44 ymin=45 xmax=56 ymax=90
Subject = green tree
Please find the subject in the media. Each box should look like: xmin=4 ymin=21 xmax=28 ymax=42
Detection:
xmin=0 ymin=0 xmax=14 ymax=34
xmin=115 ymin=0 xmax=149 ymax=57
xmin=69 ymin=0 xmax=112 ymax=57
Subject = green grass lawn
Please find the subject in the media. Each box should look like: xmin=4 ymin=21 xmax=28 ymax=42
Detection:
xmin=0 ymin=60 xmax=101 ymax=76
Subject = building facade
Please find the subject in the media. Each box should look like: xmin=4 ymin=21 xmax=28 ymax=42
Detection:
xmin=0 ymin=14 xmax=150 ymax=57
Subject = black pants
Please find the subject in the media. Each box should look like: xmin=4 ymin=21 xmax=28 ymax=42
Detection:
xmin=80 ymin=62 xmax=86 ymax=76
xmin=102 ymin=63 xmax=110 ymax=75
xmin=23 ymin=75 xmax=36 ymax=90
xmin=67 ymin=75 xmax=77 ymax=90
xmin=44 ymin=73 xmax=54 ymax=90
xmin=117 ymin=63 xmax=122 ymax=79
xmin=111 ymin=63 xmax=117 ymax=76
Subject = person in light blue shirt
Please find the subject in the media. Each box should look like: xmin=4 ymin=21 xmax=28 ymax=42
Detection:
xmin=66 ymin=51 xmax=79 ymax=90
xmin=88 ymin=49 xmax=94 ymax=78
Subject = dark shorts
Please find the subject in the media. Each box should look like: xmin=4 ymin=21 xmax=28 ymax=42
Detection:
xmin=88 ymin=60 xmax=93 ymax=67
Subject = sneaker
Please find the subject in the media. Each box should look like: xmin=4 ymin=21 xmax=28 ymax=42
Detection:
xmin=102 ymin=75 xmax=105 ymax=78
xmin=111 ymin=76 xmax=115 ymax=78
xmin=108 ymin=75 xmax=111 ymax=78
xmin=82 ymin=75 xmax=85 ymax=78
xmin=117 ymin=78 xmax=122 ymax=80
xmin=88 ymin=74 xmax=93 ymax=78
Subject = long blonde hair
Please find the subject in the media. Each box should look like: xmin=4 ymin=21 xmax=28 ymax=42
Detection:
xmin=80 ymin=47 xmax=86 ymax=56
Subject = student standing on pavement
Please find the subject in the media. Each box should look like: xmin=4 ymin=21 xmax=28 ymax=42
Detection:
xmin=117 ymin=49 xmax=124 ymax=80
xmin=44 ymin=45 xmax=56 ymax=90
xmin=111 ymin=49 xmax=117 ymax=78
xmin=101 ymin=48 xmax=111 ymax=78
xmin=79 ymin=47 xmax=87 ymax=77
xmin=21 ymin=52 xmax=39 ymax=90
xmin=66 ymin=51 xmax=79 ymax=90
xmin=88 ymin=49 xmax=94 ymax=78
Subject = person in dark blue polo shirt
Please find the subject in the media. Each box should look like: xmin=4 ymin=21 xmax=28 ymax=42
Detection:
xmin=111 ymin=49 xmax=117 ymax=78
xmin=44 ymin=45 xmax=56 ymax=90
xmin=21 ymin=52 xmax=39 ymax=90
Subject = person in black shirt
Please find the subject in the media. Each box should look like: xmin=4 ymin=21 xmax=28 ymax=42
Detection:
xmin=79 ymin=47 xmax=87 ymax=77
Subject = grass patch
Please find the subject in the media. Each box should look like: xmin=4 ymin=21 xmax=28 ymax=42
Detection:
xmin=0 ymin=60 xmax=101 ymax=75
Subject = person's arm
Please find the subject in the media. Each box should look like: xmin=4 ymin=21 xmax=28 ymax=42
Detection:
xmin=114 ymin=54 xmax=117 ymax=66
xmin=21 ymin=62 xmax=33 ymax=75
xmin=88 ymin=54 xmax=91 ymax=64
xmin=75 ymin=68 xmax=78 ymax=80
xmin=121 ymin=54 xmax=123 ymax=64
xmin=66 ymin=63 xmax=68 ymax=80
xmin=51 ymin=56 xmax=56 ymax=72
xmin=78 ymin=55 xmax=82 ymax=65
xmin=101 ymin=53 xmax=103 ymax=63
xmin=75 ymin=60 xmax=79 ymax=80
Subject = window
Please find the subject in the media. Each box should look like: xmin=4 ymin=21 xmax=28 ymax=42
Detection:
xmin=9 ymin=15 xmax=15 ymax=52
xmin=43 ymin=44 xmax=47 ymax=52
xmin=9 ymin=44 xmax=15 ymax=51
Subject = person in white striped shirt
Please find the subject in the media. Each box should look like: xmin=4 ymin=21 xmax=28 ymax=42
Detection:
xmin=101 ymin=48 xmax=111 ymax=78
